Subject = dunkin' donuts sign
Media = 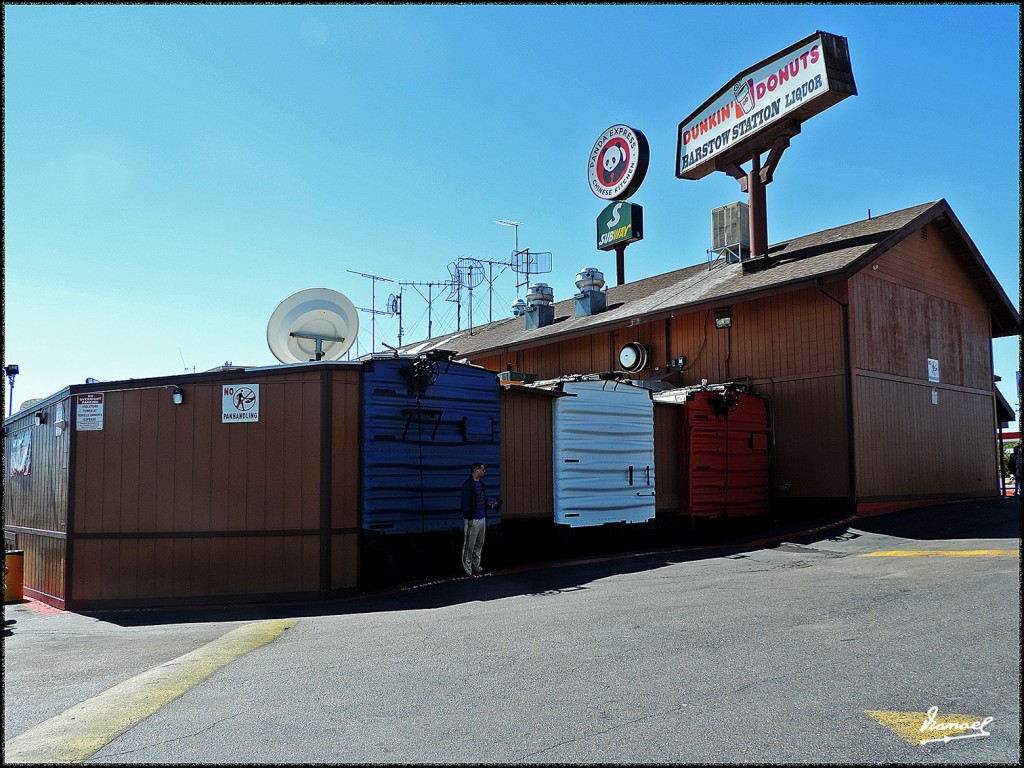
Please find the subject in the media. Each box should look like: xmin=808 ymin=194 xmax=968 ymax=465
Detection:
xmin=588 ymin=124 xmax=650 ymax=200
xmin=676 ymin=31 xmax=856 ymax=181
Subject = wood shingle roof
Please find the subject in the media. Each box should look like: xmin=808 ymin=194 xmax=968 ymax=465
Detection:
xmin=395 ymin=199 xmax=1020 ymax=360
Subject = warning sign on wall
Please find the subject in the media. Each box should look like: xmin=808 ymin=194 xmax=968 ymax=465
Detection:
xmin=222 ymin=384 xmax=260 ymax=423
xmin=76 ymin=393 xmax=105 ymax=431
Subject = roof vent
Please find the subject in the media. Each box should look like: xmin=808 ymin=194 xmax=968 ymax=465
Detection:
xmin=574 ymin=267 xmax=607 ymax=318
xmin=511 ymin=298 xmax=527 ymax=317
xmin=711 ymin=202 xmax=750 ymax=263
xmin=524 ymin=282 xmax=555 ymax=330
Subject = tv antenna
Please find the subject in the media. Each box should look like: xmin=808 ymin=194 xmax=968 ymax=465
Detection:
xmin=400 ymin=278 xmax=457 ymax=340
xmin=465 ymin=257 xmax=514 ymax=323
xmin=385 ymin=291 xmax=403 ymax=347
xmin=495 ymin=219 xmax=522 ymax=252
xmin=452 ymin=257 xmax=484 ymax=334
xmin=267 ymin=288 xmax=359 ymax=363
xmin=347 ymin=269 xmax=394 ymax=354
xmin=445 ymin=262 xmax=463 ymax=331
xmin=511 ymin=248 xmax=553 ymax=290
xmin=178 ymin=348 xmax=195 ymax=374
xmin=497 ymin=218 xmax=552 ymax=289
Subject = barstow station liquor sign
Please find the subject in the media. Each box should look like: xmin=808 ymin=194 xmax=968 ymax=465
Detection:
xmin=676 ymin=31 xmax=856 ymax=181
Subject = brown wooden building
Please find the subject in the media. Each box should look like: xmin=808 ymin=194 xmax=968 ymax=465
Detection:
xmin=4 ymin=199 xmax=1018 ymax=610
xmin=402 ymin=200 xmax=1021 ymax=513
xmin=3 ymin=365 xmax=362 ymax=609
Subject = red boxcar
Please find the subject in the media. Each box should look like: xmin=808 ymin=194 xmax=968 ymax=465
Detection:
xmin=656 ymin=387 xmax=771 ymax=520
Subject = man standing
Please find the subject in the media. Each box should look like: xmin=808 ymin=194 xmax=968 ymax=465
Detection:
xmin=460 ymin=462 xmax=496 ymax=576
xmin=1009 ymin=443 xmax=1022 ymax=496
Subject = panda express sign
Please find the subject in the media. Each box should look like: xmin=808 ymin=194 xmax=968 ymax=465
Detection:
xmin=588 ymin=124 xmax=650 ymax=200
xmin=676 ymin=31 xmax=856 ymax=181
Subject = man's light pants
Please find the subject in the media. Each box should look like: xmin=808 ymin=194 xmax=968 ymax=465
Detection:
xmin=462 ymin=518 xmax=486 ymax=575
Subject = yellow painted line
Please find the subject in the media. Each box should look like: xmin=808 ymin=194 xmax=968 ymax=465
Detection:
xmin=4 ymin=619 xmax=298 ymax=764
xmin=867 ymin=708 xmax=995 ymax=745
xmin=860 ymin=550 xmax=1018 ymax=557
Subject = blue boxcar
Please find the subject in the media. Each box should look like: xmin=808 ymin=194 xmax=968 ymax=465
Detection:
xmin=360 ymin=353 xmax=501 ymax=535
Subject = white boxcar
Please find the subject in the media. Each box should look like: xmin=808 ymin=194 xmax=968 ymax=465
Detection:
xmin=551 ymin=378 xmax=656 ymax=527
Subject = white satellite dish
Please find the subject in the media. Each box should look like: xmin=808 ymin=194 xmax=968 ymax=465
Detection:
xmin=267 ymin=288 xmax=359 ymax=364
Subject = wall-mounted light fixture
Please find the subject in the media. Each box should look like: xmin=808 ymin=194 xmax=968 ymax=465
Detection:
xmin=54 ymin=406 xmax=69 ymax=436
xmin=172 ymin=386 xmax=184 ymax=405
xmin=34 ymin=410 xmax=45 ymax=426
xmin=713 ymin=307 xmax=733 ymax=329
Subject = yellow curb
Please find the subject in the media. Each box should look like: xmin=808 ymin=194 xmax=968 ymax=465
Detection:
xmin=4 ymin=619 xmax=298 ymax=764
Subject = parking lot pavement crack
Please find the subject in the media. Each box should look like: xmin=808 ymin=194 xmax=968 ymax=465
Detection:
xmin=98 ymin=711 xmax=245 ymax=758
xmin=521 ymin=704 xmax=688 ymax=760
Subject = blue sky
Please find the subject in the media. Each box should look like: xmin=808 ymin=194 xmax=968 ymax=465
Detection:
xmin=4 ymin=4 xmax=1020 ymax=426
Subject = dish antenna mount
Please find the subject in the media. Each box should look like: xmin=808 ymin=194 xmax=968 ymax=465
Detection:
xmin=267 ymin=288 xmax=359 ymax=363
xmin=386 ymin=293 xmax=401 ymax=316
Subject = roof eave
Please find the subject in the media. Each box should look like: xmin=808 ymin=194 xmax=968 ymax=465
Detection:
xmin=451 ymin=199 xmax=1020 ymax=359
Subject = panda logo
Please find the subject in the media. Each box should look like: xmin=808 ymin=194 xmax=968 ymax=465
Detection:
xmin=599 ymin=138 xmax=630 ymax=187
xmin=588 ymin=124 xmax=648 ymax=200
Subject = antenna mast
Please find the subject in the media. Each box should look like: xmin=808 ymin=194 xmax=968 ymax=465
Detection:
xmin=384 ymin=289 xmax=403 ymax=347
xmin=453 ymin=258 xmax=484 ymax=335
xmin=496 ymin=218 xmax=552 ymax=293
xmin=401 ymin=278 xmax=456 ymax=339
xmin=495 ymin=219 xmax=522 ymax=293
xmin=178 ymin=348 xmax=195 ymax=374
xmin=347 ymin=269 xmax=394 ymax=354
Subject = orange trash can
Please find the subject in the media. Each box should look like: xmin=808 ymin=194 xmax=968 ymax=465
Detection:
xmin=4 ymin=550 xmax=24 ymax=603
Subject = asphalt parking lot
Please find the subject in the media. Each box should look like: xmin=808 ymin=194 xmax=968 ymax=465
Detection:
xmin=3 ymin=498 xmax=1020 ymax=764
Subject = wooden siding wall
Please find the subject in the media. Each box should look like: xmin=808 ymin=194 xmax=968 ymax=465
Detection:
xmin=3 ymin=397 xmax=72 ymax=604
xmin=853 ymin=234 xmax=992 ymax=388
xmin=498 ymin=387 xmax=554 ymax=520
xmin=855 ymin=377 xmax=995 ymax=497
xmin=18 ymin=535 xmax=67 ymax=607
xmin=653 ymin=403 xmax=680 ymax=513
xmin=474 ymin=286 xmax=850 ymax=502
xmin=756 ymin=374 xmax=849 ymax=498
xmin=330 ymin=374 xmax=361 ymax=591
xmin=68 ymin=368 xmax=362 ymax=608
xmin=850 ymin=232 xmax=998 ymax=498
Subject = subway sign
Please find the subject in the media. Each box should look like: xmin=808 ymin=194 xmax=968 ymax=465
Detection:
xmin=676 ymin=31 xmax=856 ymax=181
xmin=597 ymin=201 xmax=643 ymax=251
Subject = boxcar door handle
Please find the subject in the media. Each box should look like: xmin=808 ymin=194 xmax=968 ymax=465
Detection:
xmin=646 ymin=465 xmax=651 ymax=485
xmin=628 ymin=465 xmax=634 ymax=486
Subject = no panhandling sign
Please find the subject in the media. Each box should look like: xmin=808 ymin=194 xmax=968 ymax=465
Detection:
xmin=222 ymin=384 xmax=260 ymax=423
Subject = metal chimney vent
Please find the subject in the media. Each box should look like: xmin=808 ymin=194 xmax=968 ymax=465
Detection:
xmin=524 ymin=282 xmax=555 ymax=330
xmin=711 ymin=202 xmax=750 ymax=262
xmin=573 ymin=267 xmax=607 ymax=318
